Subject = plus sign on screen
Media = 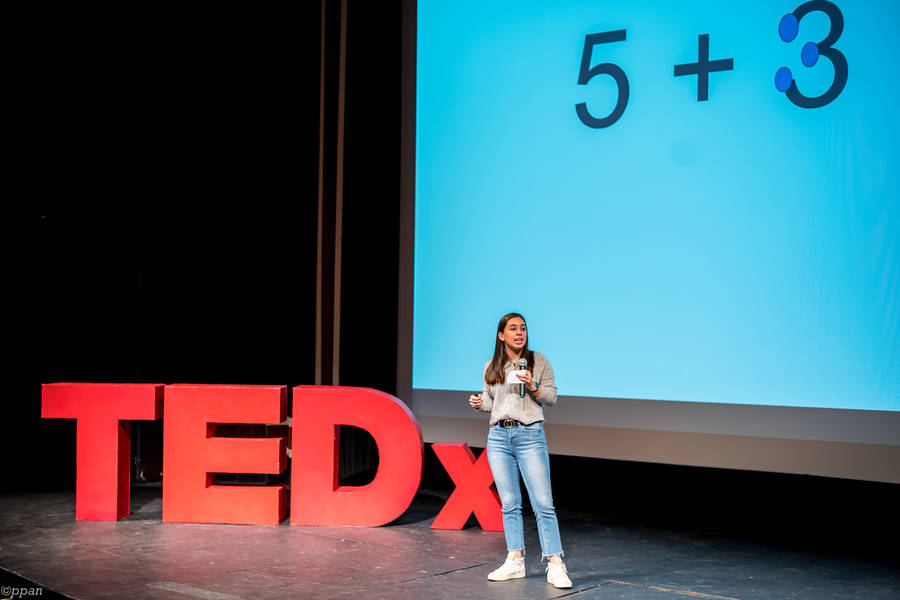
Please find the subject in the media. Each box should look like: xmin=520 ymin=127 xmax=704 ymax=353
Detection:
xmin=674 ymin=34 xmax=734 ymax=101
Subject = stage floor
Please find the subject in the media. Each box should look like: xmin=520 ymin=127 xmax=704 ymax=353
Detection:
xmin=1 ymin=485 xmax=897 ymax=600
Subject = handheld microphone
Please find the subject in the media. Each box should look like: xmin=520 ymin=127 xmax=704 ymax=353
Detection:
xmin=518 ymin=358 xmax=527 ymax=398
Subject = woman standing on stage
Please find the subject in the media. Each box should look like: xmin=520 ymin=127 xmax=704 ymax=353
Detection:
xmin=468 ymin=312 xmax=572 ymax=589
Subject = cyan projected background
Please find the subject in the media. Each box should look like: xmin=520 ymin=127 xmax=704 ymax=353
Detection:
xmin=414 ymin=1 xmax=899 ymax=411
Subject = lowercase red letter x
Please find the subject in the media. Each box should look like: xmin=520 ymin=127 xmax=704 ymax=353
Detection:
xmin=430 ymin=442 xmax=502 ymax=531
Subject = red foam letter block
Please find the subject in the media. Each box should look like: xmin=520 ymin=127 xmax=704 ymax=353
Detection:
xmin=162 ymin=385 xmax=287 ymax=525
xmin=430 ymin=442 xmax=502 ymax=531
xmin=41 ymin=383 xmax=164 ymax=521
xmin=290 ymin=386 xmax=423 ymax=526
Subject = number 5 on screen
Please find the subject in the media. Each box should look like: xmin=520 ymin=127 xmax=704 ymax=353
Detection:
xmin=576 ymin=29 xmax=629 ymax=128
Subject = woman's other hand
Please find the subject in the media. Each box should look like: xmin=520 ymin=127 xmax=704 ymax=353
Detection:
xmin=469 ymin=393 xmax=483 ymax=409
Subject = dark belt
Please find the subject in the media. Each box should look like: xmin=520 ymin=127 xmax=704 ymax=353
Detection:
xmin=500 ymin=418 xmax=521 ymax=428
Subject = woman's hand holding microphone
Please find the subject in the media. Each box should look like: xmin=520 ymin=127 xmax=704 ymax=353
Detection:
xmin=516 ymin=370 xmax=534 ymax=390
xmin=469 ymin=393 xmax=483 ymax=409
xmin=517 ymin=370 xmax=540 ymax=397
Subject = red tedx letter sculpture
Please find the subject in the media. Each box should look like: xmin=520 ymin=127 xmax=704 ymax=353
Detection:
xmin=162 ymin=385 xmax=287 ymax=525
xmin=430 ymin=442 xmax=503 ymax=531
xmin=41 ymin=383 xmax=164 ymax=521
xmin=290 ymin=386 xmax=423 ymax=526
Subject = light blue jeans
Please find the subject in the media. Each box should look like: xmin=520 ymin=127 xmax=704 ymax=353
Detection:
xmin=486 ymin=420 xmax=564 ymax=559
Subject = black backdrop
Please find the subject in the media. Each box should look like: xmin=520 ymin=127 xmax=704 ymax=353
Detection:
xmin=29 ymin=3 xmax=398 ymax=490
xmin=20 ymin=2 xmax=899 ymax=563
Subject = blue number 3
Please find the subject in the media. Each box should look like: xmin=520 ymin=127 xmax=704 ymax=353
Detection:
xmin=775 ymin=0 xmax=848 ymax=108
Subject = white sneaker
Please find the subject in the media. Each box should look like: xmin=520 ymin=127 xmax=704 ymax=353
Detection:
xmin=546 ymin=561 xmax=572 ymax=588
xmin=487 ymin=557 xmax=525 ymax=581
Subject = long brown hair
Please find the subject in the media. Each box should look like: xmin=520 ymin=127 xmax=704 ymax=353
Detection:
xmin=485 ymin=312 xmax=535 ymax=385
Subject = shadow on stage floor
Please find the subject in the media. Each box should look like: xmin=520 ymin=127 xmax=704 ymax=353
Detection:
xmin=0 ymin=484 xmax=897 ymax=600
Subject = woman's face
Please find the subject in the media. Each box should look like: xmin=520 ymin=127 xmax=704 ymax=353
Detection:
xmin=498 ymin=317 xmax=527 ymax=355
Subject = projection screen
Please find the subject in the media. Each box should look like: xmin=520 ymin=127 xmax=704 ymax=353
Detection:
xmin=398 ymin=0 xmax=900 ymax=483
